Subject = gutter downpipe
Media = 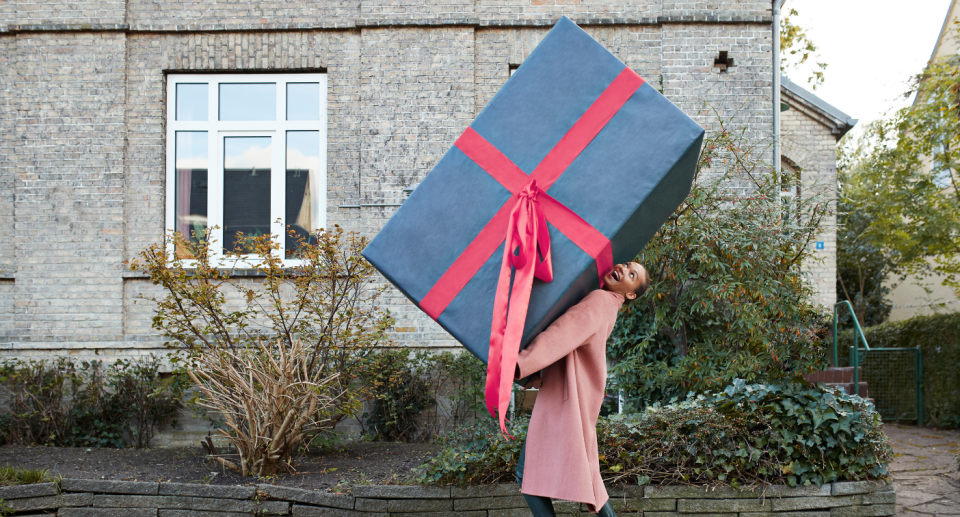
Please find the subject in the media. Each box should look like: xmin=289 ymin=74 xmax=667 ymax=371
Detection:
xmin=773 ymin=0 xmax=786 ymax=177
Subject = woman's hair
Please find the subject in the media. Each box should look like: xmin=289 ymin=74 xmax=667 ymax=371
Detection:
xmin=631 ymin=267 xmax=651 ymax=301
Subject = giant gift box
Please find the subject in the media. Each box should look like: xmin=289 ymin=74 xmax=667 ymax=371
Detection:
xmin=363 ymin=17 xmax=704 ymax=429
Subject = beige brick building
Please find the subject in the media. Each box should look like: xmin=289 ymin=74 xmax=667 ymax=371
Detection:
xmin=0 ymin=0 xmax=845 ymax=363
xmin=780 ymin=76 xmax=856 ymax=308
xmin=884 ymin=0 xmax=960 ymax=321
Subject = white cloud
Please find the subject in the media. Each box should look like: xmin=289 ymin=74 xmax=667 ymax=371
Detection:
xmin=175 ymin=157 xmax=209 ymax=169
xmin=176 ymin=142 xmax=320 ymax=172
xmin=286 ymin=147 xmax=320 ymax=173
xmin=224 ymin=143 xmax=272 ymax=169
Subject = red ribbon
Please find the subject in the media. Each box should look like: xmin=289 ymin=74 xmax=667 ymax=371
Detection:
xmin=418 ymin=67 xmax=645 ymax=436
xmin=485 ymin=180 xmax=552 ymax=439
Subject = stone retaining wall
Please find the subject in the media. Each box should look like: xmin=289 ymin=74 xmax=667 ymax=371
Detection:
xmin=0 ymin=479 xmax=895 ymax=516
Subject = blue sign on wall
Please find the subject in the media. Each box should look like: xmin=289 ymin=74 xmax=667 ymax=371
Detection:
xmin=816 ymin=242 xmax=824 ymax=250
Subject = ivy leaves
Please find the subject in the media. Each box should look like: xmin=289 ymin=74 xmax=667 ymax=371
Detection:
xmin=416 ymin=382 xmax=891 ymax=489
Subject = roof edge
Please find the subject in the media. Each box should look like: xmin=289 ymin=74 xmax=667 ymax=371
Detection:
xmin=780 ymin=75 xmax=857 ymax=138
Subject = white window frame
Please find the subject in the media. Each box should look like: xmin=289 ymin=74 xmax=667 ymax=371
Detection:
xmin=165 ymin=73 xmax=328 ymax=267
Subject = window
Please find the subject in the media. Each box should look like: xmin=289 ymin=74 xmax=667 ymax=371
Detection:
xmin=932 ymin=143 xmax=951 ymax=189
xmin=166 ymin=74 xmax=327 ymax=264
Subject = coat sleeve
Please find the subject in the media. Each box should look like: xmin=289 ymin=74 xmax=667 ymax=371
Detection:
xmin=515 ymin=291 xmax=606 ymax=379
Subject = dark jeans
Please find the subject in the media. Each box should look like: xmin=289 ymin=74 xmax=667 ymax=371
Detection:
xmin=515 ymin=436 xmax=618 ymax=517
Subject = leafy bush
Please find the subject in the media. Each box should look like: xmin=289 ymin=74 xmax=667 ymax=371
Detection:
xmin=838 ymin=311 xmax=960 ymax=428
xmin=413 ymin=415 xmax=528 ymax=486
xmin=835 ymin=194 xmax=892 ymax=329
xmin=0 ymin=356 xmax=186 ymax=448
xmin=0 ymin=358 xmax=78 ymax=446
xmin=70 ymin=361 xmax=127 ymax=449
xmin=609 ymin=117 xmax=831 ymax=410
xmin=431 ymin=351 xmax=487 ymax=427
xmin=355 ymin=349 xmax=436 ymax=442
xmin=415 ymin=381 xmax=891 ymax=488
xmin=108 ymin=357 xmax=189 ymax=448
xmin=354 ymin=350 xmax=487 ymax=442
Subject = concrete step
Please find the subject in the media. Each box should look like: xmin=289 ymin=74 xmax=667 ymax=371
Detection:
xmin=825 ymin=382 xmax=869 ymax=399
xmin=804 ymin=366 xmax=859 ymax=384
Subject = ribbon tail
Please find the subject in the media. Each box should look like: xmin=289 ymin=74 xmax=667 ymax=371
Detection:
xmin=485 ymin=194 xmax=527 ymax=422
xmin=496 ymin=253 xmax=537 ymax=439
xmin=485 ymin=235 xmax=514 ymax=420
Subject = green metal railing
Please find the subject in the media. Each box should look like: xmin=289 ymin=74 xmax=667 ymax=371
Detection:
xmin=832 ymin=301 xmax=924 ymax=426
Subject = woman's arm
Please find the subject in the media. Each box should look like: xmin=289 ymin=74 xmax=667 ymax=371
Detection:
xmin=514 ymin=291 xmax=605 ymax=378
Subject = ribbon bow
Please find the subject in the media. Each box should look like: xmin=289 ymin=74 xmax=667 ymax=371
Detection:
xmin=485 ymin=179 xmax=554 ymax=438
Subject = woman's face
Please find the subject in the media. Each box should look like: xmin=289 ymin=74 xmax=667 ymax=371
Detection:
xmin=602 ymin=262 xmax=646 ymax=300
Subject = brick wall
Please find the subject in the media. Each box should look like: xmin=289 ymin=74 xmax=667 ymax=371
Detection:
xmin=0 ymin=34 xmax=14 ymax=276
xmin=125 ymin=0 xmax=359 ymax=31
xmin=352 ymin=26 xmax=478 ymax=348
xmin=9 ymin=32 xmax=127 ymax=343
xmin=662 ymin=23 xmax=772 ymax=160
xmin=475 ymin=0 xmax=661 ymax=24
xmin=0 ymin=2 xmax=784 ymax=360
xmin=781 ymin=105 xmax=838 ymax=309
xmin=11 ymin=0 xmax=125 ymax=26
xmin=361 ymin=0 xmax=474 ymax=24
xmin=662 ymin=0 xmax=770 ymax=16
xmin=0 ymin=1 xmax=13 ymax=29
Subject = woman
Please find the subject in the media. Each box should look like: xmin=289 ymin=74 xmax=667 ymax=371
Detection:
xmin=514 ymin=262 xmax=649 ymax=516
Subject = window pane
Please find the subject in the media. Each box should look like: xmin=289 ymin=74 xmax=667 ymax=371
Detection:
xmin=286 ymin=83 xmax=320 ymax=121
xmin=285 ymin=131 xmax=320 ymax=258
xmin=223 ymin=136 xmax=272 ymax=253
xmin=176 ymin=84 xmax=208 ymax=121
xmin=175 ymin=131 xmax=208 ymax=258
xmin=219 ymin=83 xmax=276 ymax=121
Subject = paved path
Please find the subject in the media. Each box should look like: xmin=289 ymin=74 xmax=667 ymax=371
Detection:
xmin=886 ymin=424 xmax=960 ymax=516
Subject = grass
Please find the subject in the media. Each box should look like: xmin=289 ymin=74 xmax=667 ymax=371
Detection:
xmin=0 ymin=465 xmax=55 ymax=486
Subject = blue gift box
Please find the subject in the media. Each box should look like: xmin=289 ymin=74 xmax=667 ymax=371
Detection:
xmin=363 ymin=16 xmax=704 ymax=365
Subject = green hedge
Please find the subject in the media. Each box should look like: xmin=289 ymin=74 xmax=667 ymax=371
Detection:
xmin=839 ymin=311 xmax=960 ymax=428
xmin=415 ymin=381 xmax=891 ymax=487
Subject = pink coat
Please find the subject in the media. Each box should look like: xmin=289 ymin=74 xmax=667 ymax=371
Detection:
xmin=515 ymin=289 xmax=624 ymax=513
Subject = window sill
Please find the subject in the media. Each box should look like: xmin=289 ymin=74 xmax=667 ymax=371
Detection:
xmin=122 ymin=268 xmax=276 ymax=279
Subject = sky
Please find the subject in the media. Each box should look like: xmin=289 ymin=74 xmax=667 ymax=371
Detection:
xmin=784 ymin=0 xmax=953 ymax=138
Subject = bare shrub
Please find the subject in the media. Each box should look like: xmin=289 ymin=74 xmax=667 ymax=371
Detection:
xmin=130 ymin=225 xmax=394 ymax=474
xmin=189 ymin=338 xmax=337 ymax=476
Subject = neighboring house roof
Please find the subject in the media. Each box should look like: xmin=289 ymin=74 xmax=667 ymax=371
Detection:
xmin=912 ymin=0 xmax=958 ymax=107
xmin=780 ymin=75 xmax=857 ymax=140
xmin=929 ymin=0 xmax=959 ymax=62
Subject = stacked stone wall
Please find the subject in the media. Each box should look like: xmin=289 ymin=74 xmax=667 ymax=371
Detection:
xmin=0 ymin=479 xmax=896 ymax=517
